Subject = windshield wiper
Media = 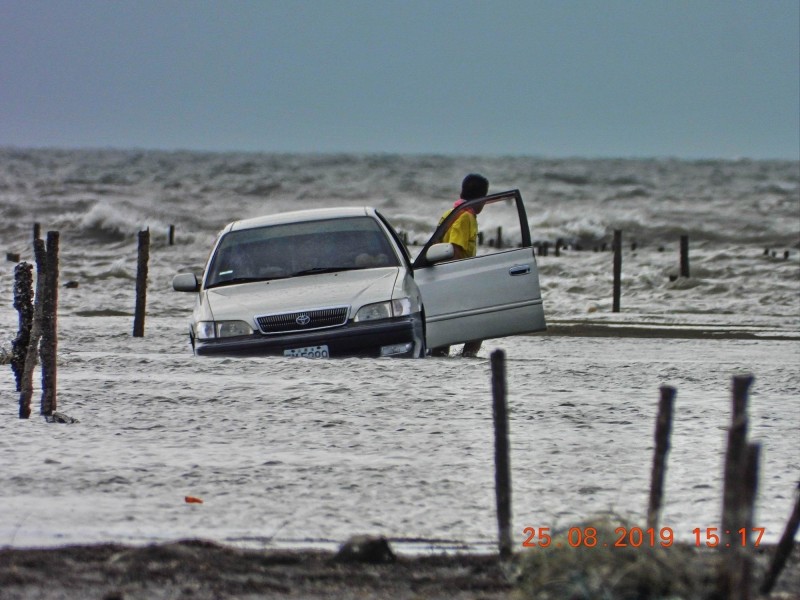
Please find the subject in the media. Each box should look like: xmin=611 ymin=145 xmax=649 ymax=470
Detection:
xmin=290 ymin=267 xmax=351 ymax=277
xmin=206 ymin=276 xmax=283 ymax=289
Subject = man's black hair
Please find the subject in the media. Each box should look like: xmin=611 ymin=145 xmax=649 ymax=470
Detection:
xmin=461 ymin=173 xmax=489 ymax=200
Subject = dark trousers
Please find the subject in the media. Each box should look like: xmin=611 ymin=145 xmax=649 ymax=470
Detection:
xmin=431 ymin=340 xmax=482 ymax=357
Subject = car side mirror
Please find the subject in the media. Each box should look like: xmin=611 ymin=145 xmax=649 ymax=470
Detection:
xmin=172 ymin=273 xmax=200 ymax=292
xmin=425 ymin=243 xmax=456 ymax=264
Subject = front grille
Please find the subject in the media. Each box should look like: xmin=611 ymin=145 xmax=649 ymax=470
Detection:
xmin=255 ymin=306 xmax=349 ymax=334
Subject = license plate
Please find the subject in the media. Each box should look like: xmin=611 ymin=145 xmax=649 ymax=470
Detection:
xmin=283 ymin=345 xmax=330 ymax=358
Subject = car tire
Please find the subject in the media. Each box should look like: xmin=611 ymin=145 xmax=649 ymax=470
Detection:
xmin=416 ymin=309 xmax=427 ymax=358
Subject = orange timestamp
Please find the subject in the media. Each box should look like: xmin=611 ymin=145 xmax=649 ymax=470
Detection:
xmin=522 ymin=526 xmax=766 ymax=549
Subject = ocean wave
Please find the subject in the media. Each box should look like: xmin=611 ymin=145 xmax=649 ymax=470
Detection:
xmin=1 ymin=148 xmax=797 ymax=249
xmin=69 ymin=201 xmax=168 ymax=242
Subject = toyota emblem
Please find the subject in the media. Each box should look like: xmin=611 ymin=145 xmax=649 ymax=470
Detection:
xmin=296 ymin=314 xmax=311 ymax=326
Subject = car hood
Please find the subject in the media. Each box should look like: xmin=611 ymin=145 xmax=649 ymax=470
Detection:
xmin=204 ymin=267 xmax=401 ymax=322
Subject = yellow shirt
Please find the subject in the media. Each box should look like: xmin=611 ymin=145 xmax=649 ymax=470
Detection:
xmin=440 ymin=209 xmax=478 ymax=257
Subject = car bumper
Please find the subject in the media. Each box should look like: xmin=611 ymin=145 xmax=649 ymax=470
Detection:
xmin=194 ymin=314 xmax=424 ymax=358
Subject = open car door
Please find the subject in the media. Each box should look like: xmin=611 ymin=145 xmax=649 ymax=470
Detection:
xmin=413 ymin=189 xmax=546 ymax=350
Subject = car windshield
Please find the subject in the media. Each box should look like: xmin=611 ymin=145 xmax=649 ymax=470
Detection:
xmin=205 ymin=216 xmax=400 ymax=288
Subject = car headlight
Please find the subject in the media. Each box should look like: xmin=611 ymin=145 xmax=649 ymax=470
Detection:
xmin=196 ymin=321 xmax=216 ymax=340
xmin=391 ymin=297 xmax=413 ymax=316
xmin=195 ymin=320 xmax=253 ymax=339
xmin=217 ymin=321 xmax=254 ymax=338
xmin=354 ymin=297 xmax=415 ymax=322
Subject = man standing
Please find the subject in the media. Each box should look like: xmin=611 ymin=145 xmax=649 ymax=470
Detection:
xmin=431 ymin=173 xmax=489 ymax=357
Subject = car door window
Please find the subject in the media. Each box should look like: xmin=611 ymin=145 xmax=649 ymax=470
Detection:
xmin=414 ymin=190 xmax=532 ymax=268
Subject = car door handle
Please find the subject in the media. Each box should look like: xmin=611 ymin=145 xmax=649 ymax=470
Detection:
xmin=509 ymin=264 xmax=531 ymax=276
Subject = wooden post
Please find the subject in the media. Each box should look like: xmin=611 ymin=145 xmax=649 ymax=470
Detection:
xmin=612 ymin=230 xmax=622 ymax=312
xmin=646 ymin=385 xmax=675 ymax=531
xmin=33 ymin=222 xmax=41 ymax=242
xmin=11 ymin=262 xmax=34 ymax=392
xmin=495 ymin=226 xmax=503 ymax=249
xmin=490 ymin=349 xmax=512 ymax=559
xmin=19 ymin=238 xmax=47 ymax=419
xmin=554 ymin=238 xmax=562 ymax=257
xmin=718 ymin=374 xmax=753 ymax=599
xmin=736 ymin=442 xmax=761 ymax=600
xmin=761 ymin=483 xmax=800 ymax=595
xmin=40 ymin=231 xmax=59 ymax=416
xmin=680 ymin=235 xmax=690 ymax=277
xmin=721 ymin=375 xmax=752 ymax=536
xmin=168 ymin=224 xmax=175 ymax=246
xmin=133 ymin=229 xmax=150 ymax=337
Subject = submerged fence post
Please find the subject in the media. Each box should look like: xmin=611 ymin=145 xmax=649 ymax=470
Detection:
xmin=133 ymin=229 xmax=150 ymax=337
xmin=11 ymin=262 xmax=34 ymax=392
xmin=680 ymin=235 xmax=690 ymax=278
xmin=612 ymin=230 xmax=622 ymax=312
xmin=490 ymin=349 xmax=512 ymax=559
xmin=40 ymin=231 xmax=59 ymax=416
xmin=19 ymin=237 xmax=47 ymax=418
xmin=646 ymin=385 xmax=675 ymax=531
xmin=168 ymin=224 xmax=175 ymax=246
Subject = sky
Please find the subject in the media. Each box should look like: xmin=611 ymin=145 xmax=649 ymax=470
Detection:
xmin=1 ymin=0 xmax=798 ymax=160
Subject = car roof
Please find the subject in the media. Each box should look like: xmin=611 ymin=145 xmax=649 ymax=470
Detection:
xmin=227 ymin=207 xmax=377 ymax=232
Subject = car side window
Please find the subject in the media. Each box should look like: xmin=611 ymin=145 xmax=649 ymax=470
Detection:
xmin=434 ymin=195 xmax=526 ymax=258
xmin=470 ymin=196 xmax=525 ymax=255
xmin=413 ymin=190 xmax=531 ymax=268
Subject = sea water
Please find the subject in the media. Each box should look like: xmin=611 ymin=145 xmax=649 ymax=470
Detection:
xmin=0 ymin=149 xmax=798 ymax=551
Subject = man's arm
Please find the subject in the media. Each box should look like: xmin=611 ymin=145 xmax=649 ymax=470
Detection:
xmin=451 ymin=244 xmax=468 ymax=259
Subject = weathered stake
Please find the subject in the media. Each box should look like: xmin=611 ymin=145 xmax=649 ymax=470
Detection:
xmin=168 ymin=224 xmax=175 ymax=246
xmin=133 ymin=229 xmax=150 ymax=337
xmin=680 ymin=235 xmax=690 ymax=277
xmin=646 ymin=385 xmax=675 ymax=531
xmin=40 ymin=231 xmax=59 ymax=416
xmin=19 ymin=237 xmax=47 ymax=418
xmin=721 ymin=375 xmax=752 ymax=537
xmin=612 ymin=230 xmax=622 ymax=312
xmin=735 ymin=442 xmax=760 ymax=600
xmin=717 ymin=374 xmax=754 ymax=599
xmin=490 ymin=349 xmax=512 ymax=559
xmin=12 ymin=262 xmax=34 ymax=392
xmin=761 ymin=483 xmax=800 ymax=595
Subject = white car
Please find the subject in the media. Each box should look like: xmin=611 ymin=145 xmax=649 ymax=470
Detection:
xmin=172 ymin=189 xmax=546 ymax=357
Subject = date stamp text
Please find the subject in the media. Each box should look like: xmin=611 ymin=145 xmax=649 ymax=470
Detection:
xmin=521 ymin=526 xmax=766 ymax=549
